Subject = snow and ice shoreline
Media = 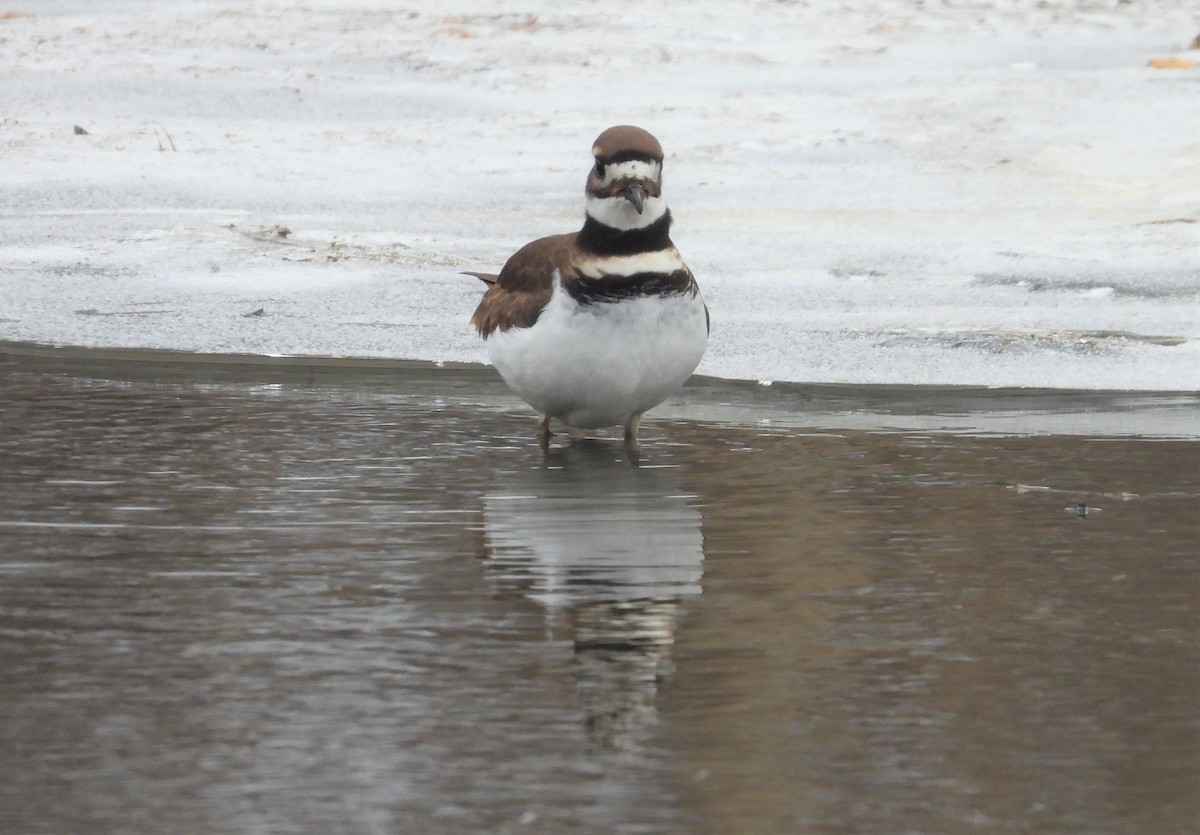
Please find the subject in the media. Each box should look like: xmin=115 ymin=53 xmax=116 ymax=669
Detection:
xmin=3 ymin=1 xmax=1198 ymax=390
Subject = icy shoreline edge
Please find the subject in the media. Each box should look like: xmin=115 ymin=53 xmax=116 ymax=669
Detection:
xmin=5 ymin=340 xmax=1197 ymax=439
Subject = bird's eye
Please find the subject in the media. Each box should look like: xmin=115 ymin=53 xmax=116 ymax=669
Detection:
xmin=594 ymin=160 xmax=605 ymax=177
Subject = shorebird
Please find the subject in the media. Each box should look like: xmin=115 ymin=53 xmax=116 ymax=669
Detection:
xmin=469 ymin=125 xmax=708 ymax=446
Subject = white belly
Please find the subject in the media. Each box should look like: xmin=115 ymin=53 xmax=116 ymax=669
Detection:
xmin=486 ymin=278 xmax=708 ymax=428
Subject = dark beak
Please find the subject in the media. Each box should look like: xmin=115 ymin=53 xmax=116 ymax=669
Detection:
xmin=622 ymin=181 xmax=646 ymax=215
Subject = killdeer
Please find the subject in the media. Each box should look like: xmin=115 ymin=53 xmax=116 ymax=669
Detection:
xmin=469 ymin=125 xmax=708 ymax=447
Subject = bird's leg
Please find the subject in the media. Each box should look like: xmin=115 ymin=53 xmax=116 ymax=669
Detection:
xmin=623 ymin=412 xmax=643 ymax=445
xmin=537 ymin=416 xmax=552 ymax=449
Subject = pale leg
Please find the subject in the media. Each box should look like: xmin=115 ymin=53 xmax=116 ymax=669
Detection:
xmin=623 ymin=412 xmax=643 ymax=444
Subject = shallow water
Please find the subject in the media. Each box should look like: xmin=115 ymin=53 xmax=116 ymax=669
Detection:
xmin=1 ymin=357 xmax=1198 ymax=834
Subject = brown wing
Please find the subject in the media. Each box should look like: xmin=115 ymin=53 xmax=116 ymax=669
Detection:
xmin=470 ymin=233 xmax=575 ymax=338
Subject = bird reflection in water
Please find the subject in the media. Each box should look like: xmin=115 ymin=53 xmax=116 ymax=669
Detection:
xmin=479 ymin=441 xmax=704 ymax=750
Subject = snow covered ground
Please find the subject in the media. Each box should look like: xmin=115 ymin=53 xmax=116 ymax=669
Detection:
xmin=3 ymin=0 xmax=1198 ymax=390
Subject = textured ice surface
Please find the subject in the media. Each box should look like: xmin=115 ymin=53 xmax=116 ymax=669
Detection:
xmin=2 ymin=1 xmax=1197 ymax=389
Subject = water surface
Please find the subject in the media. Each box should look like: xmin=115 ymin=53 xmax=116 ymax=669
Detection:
xmin=1 ymin=354 xmax=1197 ymax=834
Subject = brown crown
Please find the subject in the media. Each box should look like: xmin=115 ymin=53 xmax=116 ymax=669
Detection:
xmin=591 ymin=125 xmax=664 ymax=163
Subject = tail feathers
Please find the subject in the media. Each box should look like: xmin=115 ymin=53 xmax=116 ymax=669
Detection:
xmin=463 ymin=271 xmax=499 ymax=285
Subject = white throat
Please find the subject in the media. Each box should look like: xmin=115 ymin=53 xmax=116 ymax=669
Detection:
xmin=585 ymin=193 xmax=668 ymax=231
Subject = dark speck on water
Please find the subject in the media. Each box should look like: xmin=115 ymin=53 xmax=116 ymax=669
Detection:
xmin=1 ymin=346 xmax=1197 ymax=834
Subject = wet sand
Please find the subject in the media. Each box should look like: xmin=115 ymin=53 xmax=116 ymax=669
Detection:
xmin=1 ymin=345 xmax=1198 ymax=833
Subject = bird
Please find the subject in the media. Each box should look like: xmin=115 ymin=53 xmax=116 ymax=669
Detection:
xmin=468 ymin=125 xmax=708 ymax=447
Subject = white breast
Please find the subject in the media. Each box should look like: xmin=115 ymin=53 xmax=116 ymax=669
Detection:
xmin=486 ymin=272 xmax=708 ymax=429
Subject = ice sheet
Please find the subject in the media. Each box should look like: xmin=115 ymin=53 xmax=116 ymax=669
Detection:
xmin=2 ymin=1 xmax=1198 ymax=389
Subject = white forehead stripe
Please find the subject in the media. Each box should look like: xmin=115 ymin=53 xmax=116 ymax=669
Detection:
xmin=601 ymin=159 xmax=661 ymax=184
xmin=577 ymin=248 xmax=685 ymax=278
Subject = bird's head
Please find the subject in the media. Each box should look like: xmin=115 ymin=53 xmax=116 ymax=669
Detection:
xmin=585 ymin=125 xmax=668 ymax=231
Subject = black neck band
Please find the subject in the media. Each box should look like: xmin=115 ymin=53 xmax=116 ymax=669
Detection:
xmin=577 ymin=211 xmax=673 ymax=256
